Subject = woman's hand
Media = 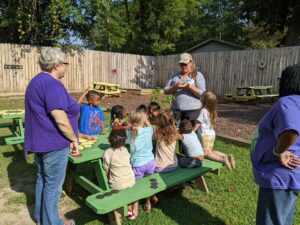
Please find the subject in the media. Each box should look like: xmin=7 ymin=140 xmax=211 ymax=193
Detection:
xmin=175 ymin=82 xmax=188 ymax=89
xmin=277 ymin=151 xmax=300 ymax=169
xmin=70 ymin=141 xmax=79 ymax=155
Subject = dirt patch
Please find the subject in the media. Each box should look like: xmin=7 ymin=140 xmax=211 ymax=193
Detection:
xmin=72 ymin=92 xmax=272 ymax=141
xmin=0 ymin=188 xmax=35 ymax=225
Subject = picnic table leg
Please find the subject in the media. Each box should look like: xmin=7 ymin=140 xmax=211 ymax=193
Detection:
xmin=93 ymin=160 xmax=110 ymax=191
xmin=195 ymin=176 xmax=209 ymax=193
xmin=211 ymin=168 xmax=220 ymax=175
xmin=107 ymin=207 xmax=124 ymax=225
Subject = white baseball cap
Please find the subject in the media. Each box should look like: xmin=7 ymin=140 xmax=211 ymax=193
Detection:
xmin=178 ymin=53 xmax=192 ymax=64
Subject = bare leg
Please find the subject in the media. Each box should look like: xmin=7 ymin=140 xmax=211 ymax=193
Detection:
xmin=212 ymin=150 xmax=226 ymax=158
xmin=143 ymin=197 xmax=152 ymax=213
xmin=133 ymin=201 xmax=139 ymax=215
xmin=204 ymin=150 xmax=232 ymax=170
xmin=152 ymin=195 xmax=158 ymax=205
xmin=204 ymin=150 xmax=223 ymax=162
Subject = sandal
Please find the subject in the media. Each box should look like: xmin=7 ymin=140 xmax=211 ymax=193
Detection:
xmin=64 ymin=219 xmax=75 ymax=225
xmin=127 ymin=209 xmax=137 ymax=220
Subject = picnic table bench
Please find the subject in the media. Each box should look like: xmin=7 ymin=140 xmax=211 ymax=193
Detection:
xmin=224 ymin=85 xmax=279 ymax=102
xmin=93 ymin=82 xmax=125 ymax=97
xmin=66 ymin=132 xmax=223 ymax=225
xmin=0 ymin=109 xmax=25 ymax=145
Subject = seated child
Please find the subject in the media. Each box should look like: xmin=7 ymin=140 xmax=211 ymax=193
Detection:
xmin=103 ymin=130 xmax=136 ymax=218
xmin=128 ymin=110 xmax=155 ymax=218
xmin=78 ymin=90 xmax=105 ymax=135
xmin=136 ymin=104 xmax=147 ymax=113
xmin=178 ymin=119 xmax=204 ymax=168
xmin=110 ymin=105 xmax=129 ymax=131
xmin=148 ymin=102 xmax=161 ymax=125
xmin=103 ymin=130 xmax=135 ymax=190
xmin=154 ymin=109 xmax=178 ymax=173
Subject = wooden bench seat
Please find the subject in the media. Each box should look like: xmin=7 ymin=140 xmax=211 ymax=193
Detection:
xmin=86 ymin=159 xmax=222 ymax=215
xmin=255 ymin=94 xmax=279 ymax=99
xmin=224 ymin=93 xmax=233 ymax=98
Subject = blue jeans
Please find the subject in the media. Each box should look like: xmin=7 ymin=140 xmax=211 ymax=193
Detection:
xmin=34 ymin=147 xmax=69 ymax=225
xmin=256 ymin=187 xmax=300 ymax=225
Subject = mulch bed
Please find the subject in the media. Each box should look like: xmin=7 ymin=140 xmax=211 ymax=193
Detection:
xmin=72 ymin=92 xmax=273 ymax=141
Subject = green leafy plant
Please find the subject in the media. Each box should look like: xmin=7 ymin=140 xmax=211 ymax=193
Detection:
xmin=150 ymin=87 xmax=174 ymax=109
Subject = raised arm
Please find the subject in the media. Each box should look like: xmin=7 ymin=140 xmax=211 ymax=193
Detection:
xmin=77 ymin=86 xmax=90 ymax=105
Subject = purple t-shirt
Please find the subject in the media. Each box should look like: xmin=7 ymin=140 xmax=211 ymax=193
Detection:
xmin=251 ymin=95 xmax=300 ymax=189
xmin=24 ymin=72 xmax=80 ymax=153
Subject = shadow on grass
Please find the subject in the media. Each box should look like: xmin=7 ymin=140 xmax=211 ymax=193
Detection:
xmin=64 ymin=191 xmax=109 ymax=225
xmin=155 ymin=188 xmax=226 ymax=225
xmin=3 ymin=144 xmax=36 ymax=222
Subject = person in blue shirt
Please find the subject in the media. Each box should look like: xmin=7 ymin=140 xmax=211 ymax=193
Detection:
xmin=127 ymin=110 xmax=155 ymax=219
xmin=78 ymin=89 xmax=105 ymax=135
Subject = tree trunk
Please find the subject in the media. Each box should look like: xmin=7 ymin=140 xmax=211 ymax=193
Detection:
xmin=285 ymin=2 xmax=300 ymax=46
xmin=124 ymin=0 xmax=130 ymax=26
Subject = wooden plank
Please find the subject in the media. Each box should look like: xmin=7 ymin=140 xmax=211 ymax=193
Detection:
xmin=0 ymin=44 xmax=300 ymax=96
xmin=86 ymin=160 xmax=222 ymax=214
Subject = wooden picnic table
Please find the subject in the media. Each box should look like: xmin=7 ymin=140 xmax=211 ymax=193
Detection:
xmin=66 ymin=133 xmax=111 ymax=194
xmin=225 ymin=85 xmax=279 ymax=102
xmin=93 ymin=82 xmax=122 ymax=96
xmin=65 ymin=131 xmax=223 ymax=225
xmin=0 ymin=109 xmax=25 ymax=145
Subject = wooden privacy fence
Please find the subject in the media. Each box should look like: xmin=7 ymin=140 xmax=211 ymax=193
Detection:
xmin=0 ymin=43 xmax=300 ymax=96
xmin=156 ymin=46 xmax=300 ymax=96
xmin=0 ymin=44 xmax=156 ymax=95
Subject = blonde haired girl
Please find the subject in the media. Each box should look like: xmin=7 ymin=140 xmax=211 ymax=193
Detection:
xmin=128 ymin=110 xmax=155 ymax=219
xmin=195 ymin=91 xmax=236 ymax=170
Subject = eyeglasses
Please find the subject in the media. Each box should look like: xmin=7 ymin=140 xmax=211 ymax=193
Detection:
xmin=62 ymin=62 xmax=69 ymax=65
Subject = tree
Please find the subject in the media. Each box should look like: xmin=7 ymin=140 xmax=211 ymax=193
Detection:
xmin=243 ymin=0 xmax=300 ymax=46
xmin=0 ymin=0 xmax=85 ymax=46
xmin=176 ymin=0 xmax=247 ymax=52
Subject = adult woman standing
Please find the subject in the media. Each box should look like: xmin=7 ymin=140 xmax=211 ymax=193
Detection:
xmin=164 ymin=53 xmax=206 ymax=126
xmin=25 ymin=48 xmax=79 ymax=225
xmin=251 ymin=64 xmax=300 ymax=225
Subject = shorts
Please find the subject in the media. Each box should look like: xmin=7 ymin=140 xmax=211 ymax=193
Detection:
xmin=201 ymin=134 xmax=215 ymax=151
xmin=133 ymin=160 xmax=155 ymax=180
xmin=178 ymin=156 xmax=202 ymax=168
xmin=155 ymin=166 xmax=177 ymax=173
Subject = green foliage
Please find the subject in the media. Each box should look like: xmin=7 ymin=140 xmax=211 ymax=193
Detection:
xmin=1 ymin=0 xmax=299 ymax=52
xmin=243 ymin=0 xmax=300 ymax=47
xmin=0 ymin=0 xmax=85 ymax=46
xmin=247 ymin=22 xmax=287 ymax=49
xmin=79 ymin=0 xmax=130 ymax=51
xmin=150 ymin=87 xmax=173 ymax=109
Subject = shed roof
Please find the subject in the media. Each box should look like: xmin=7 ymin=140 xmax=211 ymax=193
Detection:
xmin=185 ymin=38 xmax=245 ymax=52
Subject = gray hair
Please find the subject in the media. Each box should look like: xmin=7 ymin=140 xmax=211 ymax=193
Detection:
xmin=38 ymin=47 xmax=66 ymax=71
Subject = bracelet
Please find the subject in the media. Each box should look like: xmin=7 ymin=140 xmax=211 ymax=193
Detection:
xmin=273 ymin=148 xmax=284 ymax=157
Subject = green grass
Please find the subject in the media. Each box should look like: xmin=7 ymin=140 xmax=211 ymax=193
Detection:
xmin=1 ymin=97 xmax=300 ymax=225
